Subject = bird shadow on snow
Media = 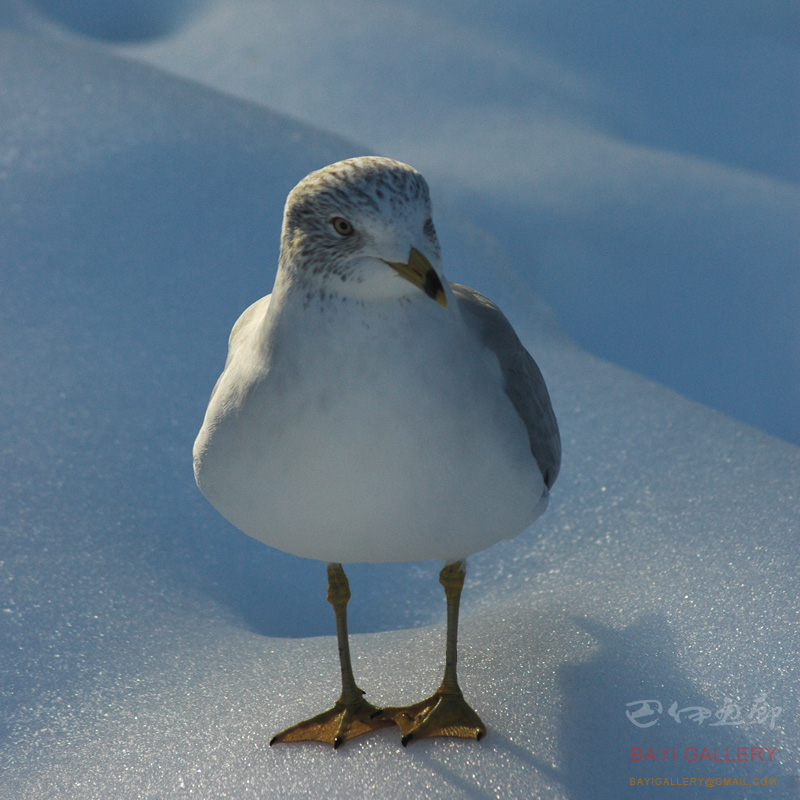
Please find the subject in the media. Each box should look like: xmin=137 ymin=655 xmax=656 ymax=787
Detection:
xmin=193 ymin=514 xmax=446 ymax=639
xmin=540 ymin=615 xmax=793 ymax=800
xmin=408 ymin=614 xmax=795 ymax=800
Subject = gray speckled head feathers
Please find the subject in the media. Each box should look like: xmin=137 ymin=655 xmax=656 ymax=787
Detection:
xmin=285 ymin=157 xmax=430 ymax=224
xmin=278 ymin=157 xmax=440 ymax=290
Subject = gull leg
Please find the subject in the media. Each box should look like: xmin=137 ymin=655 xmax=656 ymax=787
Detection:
xmin=270 ymin=563 xmax=393 ymax=748
xmin=381 ymin=560 xmax=486 ymax=745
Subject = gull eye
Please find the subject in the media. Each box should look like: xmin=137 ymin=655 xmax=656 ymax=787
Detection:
xmin=423 ymin=217 xmax=436 ymax=238
xmin=331 ymin=217 xmax=354 ymax=237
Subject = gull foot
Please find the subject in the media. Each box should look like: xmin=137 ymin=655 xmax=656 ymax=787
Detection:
xmin=270 ymin=694 xmax=394 ymax=749
xmin=381 ymin=687 xmax=486 ymax=746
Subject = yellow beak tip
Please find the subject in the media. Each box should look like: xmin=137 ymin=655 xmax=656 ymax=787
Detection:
xmin=383 ymin=248 xmax=447 ymax=308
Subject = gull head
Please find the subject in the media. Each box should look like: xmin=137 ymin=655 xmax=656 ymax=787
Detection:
xmin=278 ymin=157 xmax=446 ymax=307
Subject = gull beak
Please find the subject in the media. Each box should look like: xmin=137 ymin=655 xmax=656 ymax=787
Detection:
xmin=383 ymin=247 xmax=447 ymax=308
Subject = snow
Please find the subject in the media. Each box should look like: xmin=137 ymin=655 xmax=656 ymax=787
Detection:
xmin=0 ymin=3 xmax=798 ymax=798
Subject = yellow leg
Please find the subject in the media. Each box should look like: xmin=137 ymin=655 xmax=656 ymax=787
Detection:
xmin=270 ymin=563 xmax=393 ymax=748
xmin=381 ymin=561 xmax=486 ymax=746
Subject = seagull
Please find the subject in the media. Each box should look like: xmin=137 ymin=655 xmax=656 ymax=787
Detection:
xmin=193 ymin=156 xmax=560 ymax=748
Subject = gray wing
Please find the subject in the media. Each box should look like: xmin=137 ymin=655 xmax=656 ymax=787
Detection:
xmin=452 ymin=283 xmax=561 ymax=489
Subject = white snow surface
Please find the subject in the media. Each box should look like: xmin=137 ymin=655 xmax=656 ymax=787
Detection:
xmin=0 ymin=8 xmax=798 ymax=800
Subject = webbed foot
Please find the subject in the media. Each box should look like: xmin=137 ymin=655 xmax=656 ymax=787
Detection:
xmin=381 ymin=686 xmax=486 ymax=746
xmin=271 ymin=693 xmax=393 ymax=748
